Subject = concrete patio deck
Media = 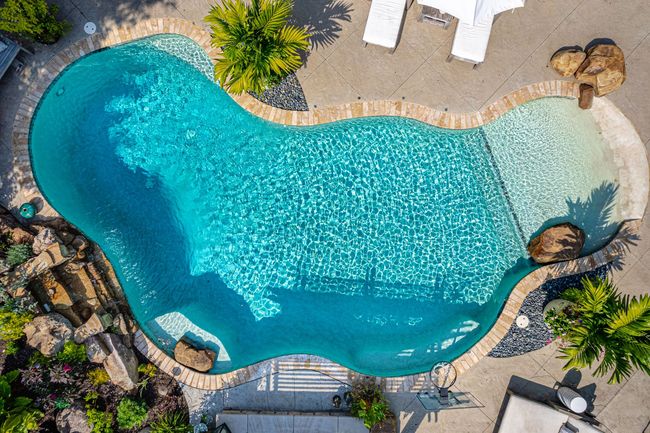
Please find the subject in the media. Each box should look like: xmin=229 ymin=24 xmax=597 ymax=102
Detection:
xmin=0 ymin=0 xmax=649 ymax=432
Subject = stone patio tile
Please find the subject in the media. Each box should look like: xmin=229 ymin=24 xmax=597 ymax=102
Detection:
xmin=300 ymin=60 xmax=359 ymax=107
xmin=293 ymin=0 xmax=369 ymax=61
xmin=397 ymin=7 xmax=454 ymax=61
xmin=325 ymin=29 xmax=427 ymax=100
xmin=390 ymin=60 xmax=474 ymax=112
xmin=611 ymin=252 xmax=650 ymax=298
xmin=215 ymin=413 xmax=248 ymax=433
xmin=597 ymin=370 xmax=650 ymax=433
xmin=295 ymin=49 xmax=327 ymax=82
xmin=293 ymin=415 xmax=338 ymax=433
xmin=453 ymin=354 xmax=542 ymax=419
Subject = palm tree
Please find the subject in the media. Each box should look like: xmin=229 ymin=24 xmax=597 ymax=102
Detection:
xmin=558 ymin=277 xmax=650 ymax=384
xmin=204 ymin=0 xmax=310 ymax=94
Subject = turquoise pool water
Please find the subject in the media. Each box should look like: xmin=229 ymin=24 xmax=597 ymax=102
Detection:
xmin=30 ymin=35 xmax=621 ymax=376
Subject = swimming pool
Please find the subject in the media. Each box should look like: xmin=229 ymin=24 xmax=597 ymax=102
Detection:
xmin=29 ymin=34 xmax=621 ymax=376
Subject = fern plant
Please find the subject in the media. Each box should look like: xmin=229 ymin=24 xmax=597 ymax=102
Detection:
xmin=204 ymin=0 xmax=310 ymax=94
xmin=559 ymin=277 xmax=650 ymax=384
xmin=0 ymin=0 xmax=70 ymax=44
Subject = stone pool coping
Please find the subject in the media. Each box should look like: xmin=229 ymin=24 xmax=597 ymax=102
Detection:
xmin=11 ymin=17 xmax=648 ymax=391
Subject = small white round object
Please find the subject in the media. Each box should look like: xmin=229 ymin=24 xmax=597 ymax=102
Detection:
xmin=557 ymin=386 xmax=588 ymax=413
xmin=516 ymin=314 xmax=530 ymax=328
xmin=84 ymin=22 xmax=97 ymax=35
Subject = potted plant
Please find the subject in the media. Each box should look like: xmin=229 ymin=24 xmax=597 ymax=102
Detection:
xmin=349 ymin=379 xmax=395 ymax=432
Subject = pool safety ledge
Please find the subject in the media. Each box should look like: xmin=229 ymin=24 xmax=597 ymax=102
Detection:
xmin=11 ymin=17 xmax=649 ymax=391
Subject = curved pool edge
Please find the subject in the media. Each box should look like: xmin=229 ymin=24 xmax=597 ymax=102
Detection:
xmin=10 ymin=17 xmax=649 ymax=390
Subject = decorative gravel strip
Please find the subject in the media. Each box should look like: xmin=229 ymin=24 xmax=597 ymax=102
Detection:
xmin=488 ymin=265 xmax=609 ymax=358
xmin=249 ymin=73 xmax=309 ymax=111
xmin=9 ymin=17 xmax=647 ymax=390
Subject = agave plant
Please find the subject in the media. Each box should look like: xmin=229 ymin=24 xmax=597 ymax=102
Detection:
xmin=558 ymin=277 xmax=650 ymax=384
xmin=205 ymin=0 xmax=310 ymax=94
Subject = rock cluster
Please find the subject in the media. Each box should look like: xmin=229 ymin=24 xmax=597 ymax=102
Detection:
xmin=527 ymin=223 xmax=585 ymax=265
xmin=0 ymin=205 xmax=139 ymax=391
xmin=550 ymin=43 xmax=626 ymax=103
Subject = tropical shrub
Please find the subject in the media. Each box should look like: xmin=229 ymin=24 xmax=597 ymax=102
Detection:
xmin=5 ymin=244 xmax=31 ymax=268
xmin=349 ymin=381 xmax=391 ymax=430
xmin=0 ymin=307 xmax=32 ymax=342
xmin=0 ymin=371 xmax=43 ymax=433
xmin=87 ymin=368 xmax=110 ymax=387
xmin=150 ymin=411 xmax=192 ymax=433
xmin=56 ymin=341 xmax=87 ymax=364
xmin=205 ymin=0 xmax=310 ymax=94
xmin=86 ymin=408 xmax=113 ymax=433
xmin=0 ymin=0 xmax=70 ymax=44
xmin=558 ymin=277 xmax=650 ymax=384
xmin=116 ymin=398 xmax=148 ymax=430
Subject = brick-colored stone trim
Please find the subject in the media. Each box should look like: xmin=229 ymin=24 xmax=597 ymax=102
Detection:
xmin=11 ymin=17 xmax=646 ymax=391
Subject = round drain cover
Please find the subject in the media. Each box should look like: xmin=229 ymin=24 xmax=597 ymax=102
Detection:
xmin=516 ymin=315 xmax=530 ymax=328
xmin=84 ymin=22 xmax=97 ymax=35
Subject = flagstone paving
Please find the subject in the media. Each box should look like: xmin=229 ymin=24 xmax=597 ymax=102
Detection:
xmin=0 ymin=0 xmax=649 ymax=432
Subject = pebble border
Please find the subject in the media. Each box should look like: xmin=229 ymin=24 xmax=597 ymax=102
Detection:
xmin=10 ymin=17 xmax=645 ymax=391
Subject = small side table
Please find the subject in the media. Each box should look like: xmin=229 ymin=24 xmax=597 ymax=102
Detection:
xmin=418 ymin=6 xmax=454 ymax=29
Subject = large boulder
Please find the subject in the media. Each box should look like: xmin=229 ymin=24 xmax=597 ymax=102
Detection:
xmin=98 ymin=333 xmax=139 ymax=390
xmin=174 ymin=339 xmax=215 ymax=373
xmin=32 ymin=228 xmax=59 ymax=255
xmin=74 ymin=312 xmax=110 ymax=343
xmin=56 ymin=405 xmax=91 ymax=433
xmin=85 ymin=335 xmax=109 ymax=363
xmin=550 ymin=49 xmax=586 ymax=77
xmin=528 ymin=223 xmax=585 ymax=264
xmin=575 ymin=44 xmax=626 ymax=96
xmin=24 ymin=313 xmax=74 ymax=356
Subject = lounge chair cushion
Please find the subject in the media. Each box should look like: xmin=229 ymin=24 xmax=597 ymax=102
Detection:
xmin=363 ymin=0 xmax=407 ymax=49
xmin=451 ymin=17 xmax=493 ymax=64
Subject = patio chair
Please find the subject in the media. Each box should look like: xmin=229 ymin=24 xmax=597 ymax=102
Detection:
xmin=0 ymin=35 xmax=30 ymax=80
xmin=362 ymin=0 xmax=413 ymax=52
xmin=446 ymin=17 xmax=494 ymax=68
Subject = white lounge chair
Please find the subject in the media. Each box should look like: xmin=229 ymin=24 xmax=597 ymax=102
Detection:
xmin=362 ymin=0 xmax=410 ymax=52
xmin=446 ymin=17 xmax=494 ymax=68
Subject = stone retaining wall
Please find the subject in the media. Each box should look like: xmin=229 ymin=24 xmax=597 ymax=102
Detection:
xmin=11 ymin=17 xmax=647 ymax=391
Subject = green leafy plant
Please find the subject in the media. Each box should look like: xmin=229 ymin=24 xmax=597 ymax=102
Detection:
xmin=0 ymin=0 xmax=70 ymax=44
xmin=0 ymin=371 xmax=43 ymax=433
xmin=83 ymin=391 xmax=99 ymax=408
xmin=544 ymin=304 xmax=579 ymax=339
xmin=0 ymin=307 xmax=32 ymax=342
xmin=27 ymin=351 xmax=49 ymax=367
xmin=204 ymin=0 xmax=310 ymax=94
xmin=558 ymin=277 xmax=650 ymax=384
xmin=150 ymin=411 xmax=192 ymax=433
xmin=54 ymin=398 xmax=71 ymax=410
xmin=56 ymin=341 xmax=87 ymax=364
xmin=5 ymin=244 xmax=32 ymax=268
xmin=116 ymin=398 xmax=148 ymax=430
xmin=4 ymin=341 xmax=20 ymax=355
xmin=86 ymin=408 xmax=113 ymax=433
xmin=349 ymin=381 xmax=391 ymax=430
xmin=87 ymin=368 xmax=110 ymax=387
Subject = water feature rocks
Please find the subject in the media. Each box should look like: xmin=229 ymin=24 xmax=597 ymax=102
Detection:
xmin=575 ymin=44 xmax=626 ymax=96
xmin=174 ymin=339 xmax=215 ymax=372
xmin=32 ymin=228 xmax=59 ymax=255
xmin=98 ymin=333 xmax=139 ymax=390
xmin=578 ymin=84 xmax=594 ymax=109
xmin=527 ymin=223 xmax=585 ymax=264
xmin=74 ymin=312 xmax=110 ymax=343
xmin=550 ymin=49 xmax=586 ymax=77
xmin=24 ymin=313 xmax=74 ymax=356
xmin=85 ymin=335 xmax=109 ymax=363
xmin=56 ymin=405 xmax=91 ymax=433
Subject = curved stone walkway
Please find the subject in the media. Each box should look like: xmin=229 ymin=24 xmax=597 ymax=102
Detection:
xmin=11 ymin=17 xmax=647 ymax=391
